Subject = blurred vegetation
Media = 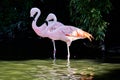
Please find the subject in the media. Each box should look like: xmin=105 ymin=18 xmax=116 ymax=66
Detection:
xmin=0 ymin=0 xmax=35 ymax=41
xmin=0 ymin=0 xmax=112 ymax=43
xmin=69 ymin=0 xmax=112 ymax=41
xmin=0 ymin=0 xmax=31 ymax=26
xmin=0 ymin=0 xmax=116 ymax=59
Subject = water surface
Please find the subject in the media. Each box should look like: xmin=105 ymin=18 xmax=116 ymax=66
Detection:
xmin=0 ymin=59 xmax=120 ymax=80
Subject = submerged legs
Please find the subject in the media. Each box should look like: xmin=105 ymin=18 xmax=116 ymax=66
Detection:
xmin=66 ymin=41 xmax=71 ymax=66
xmin=52 ymin=40 xmax=71 ymax=66
xmin=52 ymin=40 xmax=56 ymax=63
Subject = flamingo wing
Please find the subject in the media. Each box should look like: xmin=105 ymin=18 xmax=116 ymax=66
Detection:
xmin=58 ymin=26 xmax=93 ymax=41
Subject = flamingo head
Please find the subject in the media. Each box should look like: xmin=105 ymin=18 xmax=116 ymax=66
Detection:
xmin=45 ymin=13 xmax=57 ymax=23
xmin=30 ymin=7 xmax=41 ymax=17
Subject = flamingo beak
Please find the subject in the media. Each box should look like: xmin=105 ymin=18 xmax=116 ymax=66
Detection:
xmin=44 ymin=20 xmax=48 ymax=26
xmin=30 ymin=16 xmax=34 ymax=21
xmin=30 ymin=14 xmax=36 ymax=21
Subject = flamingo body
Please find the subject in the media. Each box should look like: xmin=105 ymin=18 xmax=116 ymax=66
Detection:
xmin=46 ymin=24 xmax=93 ymax=66
xmin=30 ymin=7 xmax=64 ymax=61
xmin=46 ymin=25 xmax=93 ymax=46
xmin=45 ymin=13 xmax=64 ymax=61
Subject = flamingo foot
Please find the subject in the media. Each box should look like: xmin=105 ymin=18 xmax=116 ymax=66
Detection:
xmin=53 ymin=49 xmax=56 ymax=64
xmin=67 ymin=56 xmax=70 ymax=67
xmin=53 ymin=49 xmax=56 ymax=59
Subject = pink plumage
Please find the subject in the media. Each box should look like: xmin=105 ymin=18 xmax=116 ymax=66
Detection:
xmin=46 ymin=25 xmax=93 ymax=46
xmin=30 ymin=7 xmax=93 ymax=65
xmin=30 ymin=8 xmax=64 ymax=38
xmin=45 ymin=15 xmax=93 ymax=66
xmin=30 ymin=7 xmax=64 ymax=61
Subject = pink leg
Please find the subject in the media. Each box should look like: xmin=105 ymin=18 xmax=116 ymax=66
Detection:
xmin=52 ymin=40 xmax=56 ymax=61
xmin=66 ymin=41 xmax=71 ymax=66
xmin=67 ymin=45 xmax=70 ymax=66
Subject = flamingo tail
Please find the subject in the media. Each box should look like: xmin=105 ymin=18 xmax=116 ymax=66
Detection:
xmin=83 ymin=32 xmax=94 ymax=41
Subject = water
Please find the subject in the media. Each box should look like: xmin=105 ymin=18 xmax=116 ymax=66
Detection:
xmin=0 ymin=59 xmax=120 ymax=80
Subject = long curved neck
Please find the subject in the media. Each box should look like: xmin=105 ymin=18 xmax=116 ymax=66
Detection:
xmin=47 ymin=17 xmax=57 ymax=29
xmin=49 ymin=20 xmax=56 ymax=27
xmin=32 ymin=10 xmax=40 ymax=28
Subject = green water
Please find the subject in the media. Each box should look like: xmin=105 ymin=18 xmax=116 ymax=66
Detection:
xmin=0 ymin=59 xmax=120 ymax=80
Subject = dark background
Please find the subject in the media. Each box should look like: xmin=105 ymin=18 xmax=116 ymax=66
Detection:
xmin=0 ymin=0 xmax=120 ymax=61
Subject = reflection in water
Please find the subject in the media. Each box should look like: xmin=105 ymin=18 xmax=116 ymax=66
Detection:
xmin=66 ymin=64 xmax=81 ymax=80
xmin=53 ymin=58 xmax=56 ymax=65
xmin=51 ymin=60 xmax=81 ymax=80
xmin=52 ymin=57 xmax=79 ymax=79
xmin=53 ymin=54 xmax=70 ymax=67
xmin=0 ymin=60 xmax=119 ymax=80
xmin=49 ymin=60 xmax=94 ymax=80
xmin=51 ymin=59 xmax=94 ymax=80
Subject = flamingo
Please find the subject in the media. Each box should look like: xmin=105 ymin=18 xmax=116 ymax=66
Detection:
xmin=30 ymin=7 xmax=64 ymax=60
xmin=30 ymin=7 xmax=48 ymax=38
xmin=30 ymin=7 xmax=93 ymax=66
xmin=45 ymin=13 xmax=65 ymax=61
xmin=45 ymin=20 xmax=94 ymax=66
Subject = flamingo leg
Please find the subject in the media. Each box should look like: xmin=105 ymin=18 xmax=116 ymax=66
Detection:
xmin=52 ymin=40 xmax=56 ymax=62
xmin=67 ymin=45 xmax=70 ymax=66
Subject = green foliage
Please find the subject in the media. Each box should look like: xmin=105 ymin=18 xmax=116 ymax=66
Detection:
xmin=69 ymin=0 xmax=112 ymax=41
xmin=0 ymin=0 xmax=34 ymax=32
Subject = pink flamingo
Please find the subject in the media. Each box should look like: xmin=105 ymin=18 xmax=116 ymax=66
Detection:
xmin=30 ymin=7 xmax=48 ymax=38
xmin=45 ymin=21 xmax=94 ymax=65
xmin=45 ymin=13 xmax=65 ymax=60
xmin=30 ymin=7 xmax=93 ymax=65
xmin=30 ymin=7 xmax=64 ymax=60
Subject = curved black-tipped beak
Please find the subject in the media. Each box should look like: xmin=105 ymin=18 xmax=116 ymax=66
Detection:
xmin=30 ymin=17 xmax=34 ymax=21
xmin=44 ymin=20 xmax=48 ymax=26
